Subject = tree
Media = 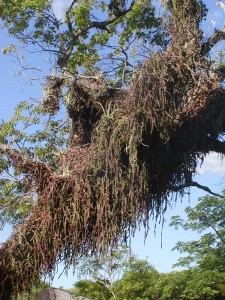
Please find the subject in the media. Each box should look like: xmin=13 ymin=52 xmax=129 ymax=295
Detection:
xmin=1 ymin=0 xmax=225 ymax=298
xmin=113 ymin=258 xmax=158 ymax=300
xmin=72 ymin=279 xmax=112 ymax=300
xmin=170 ymin=192 xmax=225 ymax=269
xmin=149 ymin=270 xmax=195 ymax=300
xmin=71 ymin=248 xmax=158 ymax=300
xmin=168 ymin=192 xmax=225 ymax=299
xmin=148 ymin=268 xmax=225 ymax=300
xmin=73 ymin=246 xmax=132 ymax=299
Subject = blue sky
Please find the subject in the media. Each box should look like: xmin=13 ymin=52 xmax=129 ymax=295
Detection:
xmin=0 ymin=0 xmax=225 ymax=290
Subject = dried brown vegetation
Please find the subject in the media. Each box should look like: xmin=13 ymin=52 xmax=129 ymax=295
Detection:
xmin=1 ymin=0 xmax=225 ymax=298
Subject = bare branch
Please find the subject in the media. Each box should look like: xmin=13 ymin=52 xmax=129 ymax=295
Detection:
xmin=217 ymin=0 xmax=225 ymax=12
xmin=171 ymin=181 xmax=224 ymax=198
xmin=201 ymin=25 xmax=225 ymax=55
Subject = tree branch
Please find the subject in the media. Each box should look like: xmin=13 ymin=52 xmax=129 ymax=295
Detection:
xmin=211 ymin=224 xmax=225 ymax=245
xmin=59 ymin=0 xmax=136 ymax=67
xmin=217 ymin=0 xmax=225 ymax=12
xmin=171 ymin=181 xmax=224 ymax=198
xmin=208 ymin=139 xmax=225 ymax=154
xmin=201 ymin=25 xmax=225 ymax=55
xmin=0 ymin=143 xmax=52 ymax=177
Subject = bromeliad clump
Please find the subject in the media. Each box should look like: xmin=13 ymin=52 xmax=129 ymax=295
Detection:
xmin=41 ymin=76 xmax=63 ymax=115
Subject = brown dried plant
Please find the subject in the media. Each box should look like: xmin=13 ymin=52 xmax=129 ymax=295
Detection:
xmin=1 ymin=1 xmax=225 ymax=298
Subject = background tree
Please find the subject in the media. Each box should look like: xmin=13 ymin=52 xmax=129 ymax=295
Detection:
xmin=168 ymin=192 xmax=225 ymax=299
xmin=73 ymin=246 xmax=132 ymax=299
xmin=1 ymin=0 xmax=225 ymax=298
xmin=72 ymin=280 xmax=112 ymax=300
xmin=113 ymin=258 xmax=158 ymax=300
xmin=71 ymin=248 xmax=158 ymax=300
xmin=149 ymin=268 xmax=225 ymax=300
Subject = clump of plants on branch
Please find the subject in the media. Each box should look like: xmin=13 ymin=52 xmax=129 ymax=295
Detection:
xmin=0 ymin=0 xmax=225 ymax=298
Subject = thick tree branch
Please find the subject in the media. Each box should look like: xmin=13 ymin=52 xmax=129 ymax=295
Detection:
xmin=217 ymin=0 xmax=225 ymax=12
xmin=201 ymin=25 xmax=225 ymax=55
xmin=0 ymin=143 xmax=52 ymax=178
xmin=208 ymin=139 xmax=225 ymax=154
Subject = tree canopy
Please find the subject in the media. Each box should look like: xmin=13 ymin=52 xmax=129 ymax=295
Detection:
xmin=0 ymin=0 xmax=225 ymax=298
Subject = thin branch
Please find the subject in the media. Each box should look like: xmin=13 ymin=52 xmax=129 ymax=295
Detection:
xmin=19 ymin=33 xmax=63 ymax=55
xmin=61 ymin=0 xmax=136 ymax=64
xmin=65 ymin=0 xmax=78 ymax=37
xmin=211 ymin=224 xmax=225 ymax=245
xmin=171 ymin=181 xmax=224 ymax=198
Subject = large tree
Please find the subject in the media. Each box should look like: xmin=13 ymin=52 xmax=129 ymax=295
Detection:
xmin=0 ymin=0 xmax=225 ymax=298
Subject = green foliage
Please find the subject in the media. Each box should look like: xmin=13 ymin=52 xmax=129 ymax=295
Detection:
xmin=170 ymin=193 xmax=225 ymax=268
xmin=0 ymin=101 xmax=68 ymax=227
xmin=73 ymin=246 xmax=132 ymax=298
xmin=118 ymin=0 xmax=160 ymax=44
xmin=0 ymin=0 xmax=163 ymax=84
xmin=168 ymin=192 xmax=225 ymax=299
xmin=72 ymin=250 xmax=158 ymax=300
xmin=73 ymin=279 xmax=112 ymax=300
xmin=149 ymin=269 xmax=225 ymax=300
xmin=113 ymin=258 xmax=159 ymax=300
xmin=0 ymin=0 xmax=53 ymax=44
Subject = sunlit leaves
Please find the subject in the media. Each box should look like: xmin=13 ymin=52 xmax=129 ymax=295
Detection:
xmin=0 ymin=0 xmax=50 ymax=35
xmin=0 ymin=100 xmax=69 ymax=226
xmin=0 ymin=178 xmax=33 ymax=228
xmin=118 ymin=0 xmax=159 ymax=44
xmin=1 ymin=0 xmax=163 ymax=84
xmin=74 ymin=1 xmax=92 ymax=29
xmin=1 ymin=44 xmax=16 ymax=55
xmin=169 ymin=193 xmax=225 ymax=298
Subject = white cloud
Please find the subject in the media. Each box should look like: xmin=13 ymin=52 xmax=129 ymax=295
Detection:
xmin=197 ymin=152 xmax=225 ymax=175
xmin=52 ymin=0 xmax=71 ymax=19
